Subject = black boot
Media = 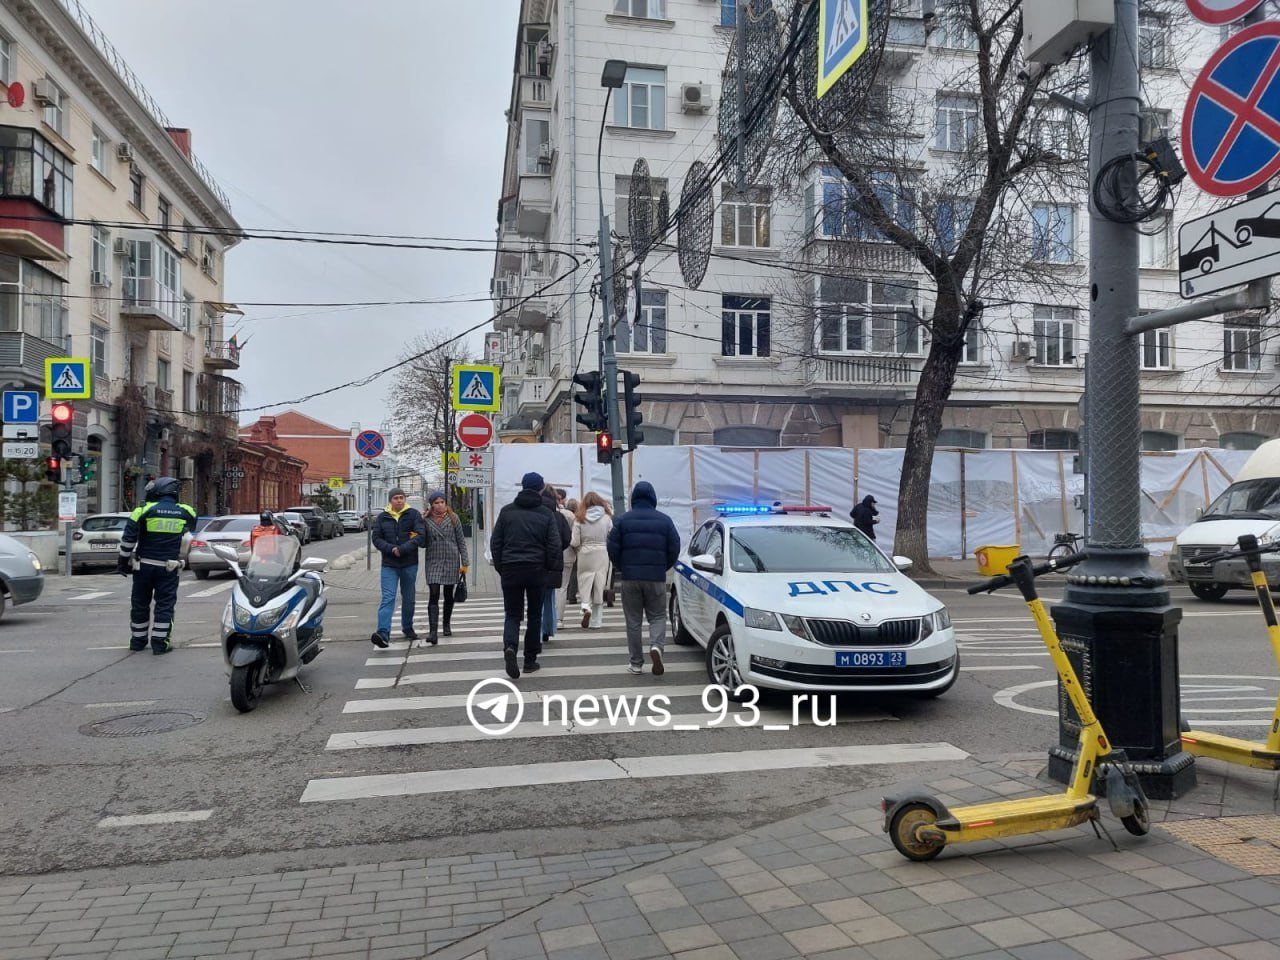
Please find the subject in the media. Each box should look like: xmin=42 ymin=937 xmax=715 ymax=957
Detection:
xmin=442 ymin=597 xmax=454 ymax=637
xmin=428 ymin=598 xmax=440 ymax=645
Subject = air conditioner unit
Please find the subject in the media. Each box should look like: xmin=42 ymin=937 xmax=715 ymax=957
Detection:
xmin=1011 ymin=340 xmax=1034 ymax=362
xmin=537 ymin=142 xmax=554 ymax=165
xmin=179 ymin=456 xmax=195 ymax=479
xmin=32 ymin=78 xmax=57 ymax=105
xmin=112 ymin=236 xmax=131 ymax=256
xmin=681 ymin=83 xmax=712 ymax=114
xmin=90 ymin=270 xmax=110 ymax=287
xmin=536 ymin=39 xmax=554 ymax=64
xmin=116 ymin=141 xmax=134 ymax=163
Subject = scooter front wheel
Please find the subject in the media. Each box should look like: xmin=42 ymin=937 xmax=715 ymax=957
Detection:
xmin=230 ymin=662 xmax=266 ymax=713
xmin=1121 ymin=794 xmax=1150 ymax=837
xmin=889 ymin=803 xmax=945 ymax=861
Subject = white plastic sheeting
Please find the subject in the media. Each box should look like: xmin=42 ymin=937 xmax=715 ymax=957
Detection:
xmin=485 ymin=445 xmax=1253 ymax=559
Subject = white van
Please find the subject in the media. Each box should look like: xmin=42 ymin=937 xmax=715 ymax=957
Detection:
xmin=1168 ymin=439 xmax=1280 ymax=600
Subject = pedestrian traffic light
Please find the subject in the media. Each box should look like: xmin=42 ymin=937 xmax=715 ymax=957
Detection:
xmin=596 ymin=430 xmax=614 ymax=464
xmin=81 ymin=456 xmax=96 ymax=482
xmin=44 ymin=456 xmax=61 ymax=483
xmin=573 ymin=371 xmax=606 ymax=432
xmin=50 ymin=402 xmax=73 ymax=459
xmin=620 ymin=370 xmax=644 ymax=451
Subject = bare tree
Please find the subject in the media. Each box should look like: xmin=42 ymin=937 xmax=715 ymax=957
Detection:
xmin=383 ymin=331 xmax=477 ymax=476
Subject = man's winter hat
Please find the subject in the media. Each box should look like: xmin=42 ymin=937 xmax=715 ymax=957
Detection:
xmin=388 ymin=487 xmax=406 ymax=499
xmin=521 ymin=471 xmax=544 ymax=491
xmin=428 ymin=490 xmax=446 ymax=503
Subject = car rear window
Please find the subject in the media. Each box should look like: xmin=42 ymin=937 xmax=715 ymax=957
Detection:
xmin=204 ymin=517 xmax=256 ymax=533
xmin=82 ymin=516 xmax=127 ymax=532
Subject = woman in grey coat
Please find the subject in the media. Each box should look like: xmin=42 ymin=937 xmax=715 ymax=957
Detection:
xmin=422 ymin=490 xmax=468 ymax=645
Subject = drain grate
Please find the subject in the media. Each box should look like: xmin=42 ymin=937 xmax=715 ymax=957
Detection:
xmin=80 ymin=711 xmax=204 ymax=738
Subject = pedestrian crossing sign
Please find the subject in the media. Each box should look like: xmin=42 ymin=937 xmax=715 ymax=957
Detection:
xmin=44 ymin=357 xmax=91 ymax=400
xmin=817 ymin=0 xmax=869 ymax=99
xmin=451 ymin=364 xmax=501 ymax=412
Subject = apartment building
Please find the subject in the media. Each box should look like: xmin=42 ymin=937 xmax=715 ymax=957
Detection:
xmin=490 ymin=0 xmax=1279 ymax=453
xmin=0 ymin=0 xmax=242 ymax=517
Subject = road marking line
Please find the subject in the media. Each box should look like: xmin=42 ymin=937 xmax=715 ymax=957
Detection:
xmin=300 ymin=742 xmax=968 ymax=802
xmin=961 ymin=665 xmax=1043 ymax=671
xmin=97 ymin=810 xmax=213 ymax=828
xmin=357 ymin=661 xmax=703 ymax=689
xmin=0 ymin=649 xmax=35 ymax=654
xmin=70 ymin=591 xmax=111 ymax=601
xmin=187 ymin=582 xmax=235 ymax=598
xmin=345 ymin=683 xmax=716 ymax=713
xmin=366 ymin=646 xmax=690 ymax=666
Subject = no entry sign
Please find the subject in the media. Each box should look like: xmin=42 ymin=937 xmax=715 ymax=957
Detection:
xmin=455 ymin=413 xmax=493 ymax=450
xmin=1184 ymin=0 xmax=1265 ymax=25
xmin=1183 ymin=21 xmax=1280 ymax=197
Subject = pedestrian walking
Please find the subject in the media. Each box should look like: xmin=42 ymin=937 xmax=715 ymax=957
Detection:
xmin=571 ymin=491 xmax=613 ymax=629
xmin=421 ymin=489 xmax=468 ymax=646
xmin=555 ymin=489 xmax=577 ymax=629
xmin=539 ymin=485 xmax=572 ymax=643
xmin=490 ymin=472 xmax=560 ymax=678
xmin=564 ymin=497 xmax=580 ymax=607
xmin=370 ymin=488 xmax=424 ymax=648
xmin=117 ymin=476 xmax=198 ymax=654
xmin=607 ymin=481 xmax=680 ymax=676
xmin=851 ymin=494 xmax=879 ymax=540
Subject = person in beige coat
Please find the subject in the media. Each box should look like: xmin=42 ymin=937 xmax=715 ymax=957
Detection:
xmin=555 ymin=490 xmax=577 ymax=629
xmin=571 ymin=491 xmax=613 ymax=628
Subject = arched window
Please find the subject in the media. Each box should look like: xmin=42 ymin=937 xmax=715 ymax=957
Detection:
xmin=1140 ymin=431 xmax=1179 ymax=451
xmin=1028 ymin=429 xmax=1079 ymax=450
xmin=1220 ymin=431 xmax=1267 ymax=451
xmin=937 ymin=428 xmax=987 ymax=449
xmin=713 ymin=426 xmax=780 ymax=447
xmin=641 ymin=425 xmax=676 ymax=445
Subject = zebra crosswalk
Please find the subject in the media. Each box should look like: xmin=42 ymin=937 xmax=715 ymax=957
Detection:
xmin=299 ymin=596 xmax=970 ymax=805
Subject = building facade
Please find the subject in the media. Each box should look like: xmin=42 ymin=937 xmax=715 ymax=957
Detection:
xmin=0 ymin=0 xmax=244 ymax=519
xmin=490 ymin=0 xmax=1278 ymax=455
xmin=227 ymin=417 xmax=305 ymax=515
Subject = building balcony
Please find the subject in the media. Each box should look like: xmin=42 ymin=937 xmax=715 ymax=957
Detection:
xmin=517 ymin=273 xmax=551 ymax=331
xmin=516 ymin=174 xmax=551 ymax=236
xmin=882 ymin=16 xmax=926 ymax=69
xmin=0 ymin=331 xmax=66 ymax=386
xmin=520 ymin=75 xmax=551 ymax=109
xmin=516 ymin=376 xmax=552 ymax=415
xmin=120 ymin=279 xmax=183 ymax=332
xmin=203 ymin=339 xmax=241 ymax=370
xmin=805 ymin=355 xmax=916 ymax=392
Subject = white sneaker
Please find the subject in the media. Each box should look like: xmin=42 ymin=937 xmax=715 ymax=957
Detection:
xmin=650 ymin=646 xmax=665 ymax=677
xmin=628 ymin=664 xmax=643 ymax=674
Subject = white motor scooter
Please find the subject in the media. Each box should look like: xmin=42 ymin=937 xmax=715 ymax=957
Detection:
xmin=213 ymin=536 xmax=328 ymax=712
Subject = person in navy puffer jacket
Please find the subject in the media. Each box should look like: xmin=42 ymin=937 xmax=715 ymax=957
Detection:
xmin=607 ymin=481 xmax=680 ymax=676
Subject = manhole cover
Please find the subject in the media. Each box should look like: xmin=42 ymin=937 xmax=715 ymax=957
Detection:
xmin=80 ymin=711 xmax=204 ymax=738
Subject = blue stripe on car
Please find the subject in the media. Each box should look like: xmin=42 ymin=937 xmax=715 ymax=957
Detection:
xmin=674 ymin=561 xmax=744 ymax=616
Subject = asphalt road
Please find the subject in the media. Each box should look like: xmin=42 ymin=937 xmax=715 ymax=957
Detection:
xmin=0 ymin=547 xmax=1275 ymax=881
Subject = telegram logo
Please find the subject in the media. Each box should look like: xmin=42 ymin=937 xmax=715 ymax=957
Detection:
xmin=465 ymin=677 xmax=525 ymax=736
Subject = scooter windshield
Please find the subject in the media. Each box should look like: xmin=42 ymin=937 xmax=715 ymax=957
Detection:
xmin=244 ymin=534 xmax=301 ymax=581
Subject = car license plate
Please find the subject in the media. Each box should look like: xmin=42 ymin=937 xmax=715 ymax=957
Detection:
xmin=835 ymin=650 xmax=905 ymax=668
xmin=89 ymin=541 xmax=115 ymax=550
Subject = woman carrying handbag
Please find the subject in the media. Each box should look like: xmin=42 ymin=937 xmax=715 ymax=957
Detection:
xmin=421 ymin=490 xmax=469 ymax=646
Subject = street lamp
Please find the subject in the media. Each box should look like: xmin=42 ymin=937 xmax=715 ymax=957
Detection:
xmin=597 ymin=59 xmax=628 ymax=517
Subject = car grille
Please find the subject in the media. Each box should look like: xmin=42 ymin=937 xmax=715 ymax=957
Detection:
xmin=805 ymin=617 xmax=921 ymax=647
xmin=1181 ymin=545 xmax=1228 ymax=580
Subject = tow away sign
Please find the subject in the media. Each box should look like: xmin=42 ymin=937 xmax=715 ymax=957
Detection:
xmin=1179 ymin=186 xmax=1280 ymax=297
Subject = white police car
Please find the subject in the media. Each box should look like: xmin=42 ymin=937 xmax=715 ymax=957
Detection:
xmin=668 ymin=504 xmax=958 ymax=699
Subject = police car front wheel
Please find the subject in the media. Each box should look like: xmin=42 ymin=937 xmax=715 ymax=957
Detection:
xmin=706 ymin=623 xmax=751 ymax=702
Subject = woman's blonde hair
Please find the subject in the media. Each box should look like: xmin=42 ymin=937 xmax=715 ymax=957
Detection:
xmin=575 ymin=490 xmax=612 ymax=523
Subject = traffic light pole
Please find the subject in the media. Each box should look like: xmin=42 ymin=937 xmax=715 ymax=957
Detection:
xmin=598 ymin=212 xmax=626 ymax=517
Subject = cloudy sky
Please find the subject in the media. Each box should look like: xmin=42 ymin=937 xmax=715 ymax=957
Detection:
xmin=82 ymin=0 xmax=520 ymax=434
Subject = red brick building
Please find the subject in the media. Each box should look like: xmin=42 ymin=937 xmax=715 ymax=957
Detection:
xmin=228 ymin=417 xmax=307 ymax=513
xmin=241 ymin=411 xmax=352 ymax=488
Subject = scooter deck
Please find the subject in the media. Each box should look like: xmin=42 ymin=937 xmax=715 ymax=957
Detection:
xmin=1182 ymin=731 xmax=1280 ymax=770
xmin=934 ymin=794 xmax=1098 ymax=842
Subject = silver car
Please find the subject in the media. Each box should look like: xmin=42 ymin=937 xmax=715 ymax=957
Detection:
xmin=0 ymin=532 xmax=44 ymax=617
xmin=67 ymin=512 xmax=130 ymax=572
xmin=188 ymin=515 xmax=289 ymax=579
xmin=278 ymin=512 xmax=310 ymax=544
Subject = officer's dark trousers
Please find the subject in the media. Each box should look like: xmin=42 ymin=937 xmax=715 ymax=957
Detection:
xmin=131 ymin=565 xmax=180 ymax=652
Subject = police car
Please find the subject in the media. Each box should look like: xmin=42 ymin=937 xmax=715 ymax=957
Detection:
xmin=668 ymin=504 xmax=958 ymax=699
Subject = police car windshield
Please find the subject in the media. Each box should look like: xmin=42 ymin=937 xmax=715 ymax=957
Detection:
xmin=729 ymin=526 xmax=894 ymax=574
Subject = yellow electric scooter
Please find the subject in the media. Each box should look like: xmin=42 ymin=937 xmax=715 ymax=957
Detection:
xmin=881 ymin=552 xmax=1151 ymax=861
xmin=1180 ymin=533 xmax=1280 ymax=770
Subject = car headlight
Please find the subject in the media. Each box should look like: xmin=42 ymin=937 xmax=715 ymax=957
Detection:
xmin=232 ymin=600 xmax=253 ymax=629
xmin=919 ymin=608 xmax=951 ymax=641
xmin=27 ymin=552 xmax=41 ymax=572
xmin=743 ymin=607 xmax=782 ymax=631
xmin=780 ymin=613 xmax=810 ymax=640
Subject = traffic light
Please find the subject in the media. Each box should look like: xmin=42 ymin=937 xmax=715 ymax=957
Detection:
xmin=81 ymin=456 xmax=96 ymax=482
xmin=50 ymin=402 xmax=73 ymax=459
xmin=596 ymin=430 xmax=614 ymax=464
xmin=620 ymin=370 xmax=644 ymax=451
xmin=44 ymin=456 xmax=62 ymax=483
xmin=573 ymin=371 xmax=606 ymax=432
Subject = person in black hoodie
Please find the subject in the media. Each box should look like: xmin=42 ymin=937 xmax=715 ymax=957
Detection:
xmin=539 ymin=486 xmax=572 ymax=644
xmin=490 ymin=472 xmax=561 ymax=678
xmin=607 ymin=480 xmax=680 ymax=676
xmin=851 ymin=495 xmax=879 ymax=540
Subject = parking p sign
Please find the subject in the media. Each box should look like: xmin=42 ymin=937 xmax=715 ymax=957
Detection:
xmin=2 ymin=390 xmax=38 ymax=423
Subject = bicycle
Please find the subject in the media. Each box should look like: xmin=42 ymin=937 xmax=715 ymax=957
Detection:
xmin=1048 ymin=531 xmax=1085 ymax=563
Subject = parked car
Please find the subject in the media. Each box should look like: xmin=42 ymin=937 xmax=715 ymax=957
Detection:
xmin=338 ymin=510 xmax=366 ymax=532
xmin=187 ymin=514 xmax=290 ymax=579
xmin=0 ymin=532 xmax=44 ymax=617
xmin=286 ymin=505 xmax=338 ymax=540
xmin=278 ymin=511 xmax=310 ymax=544
xmin=325 ymin=512 xmax=345 ymax=537
xmin=60 ymin=513 xmax=193 ymax=573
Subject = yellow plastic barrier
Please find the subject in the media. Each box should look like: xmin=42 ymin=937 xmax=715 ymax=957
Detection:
xmin=975 ymin=545 xmax=1020 ymax=576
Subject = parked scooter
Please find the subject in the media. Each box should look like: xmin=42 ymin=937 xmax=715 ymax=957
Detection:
xmin=213 ymin=535 xmax=328 ymax=712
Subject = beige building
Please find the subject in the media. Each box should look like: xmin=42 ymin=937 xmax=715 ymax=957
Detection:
xmin=0 ymin=0 xmax=242 ymax=517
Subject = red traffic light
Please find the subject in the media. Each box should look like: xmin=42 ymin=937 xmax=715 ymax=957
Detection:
xmin=51 ymin=401 xmax=73 ymax=424
xmin=596 ymin=431 xmax=614 ymax=464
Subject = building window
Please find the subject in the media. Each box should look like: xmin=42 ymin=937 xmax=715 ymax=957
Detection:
xmin=1141 ymin=327 xmax=1171 ymax=369
xmin=129 ymin=166 xmax=144 ymax=210
xmin=935 ymin=94 xmax=979 ymax=152
xmin=811 ymin=166 xmax=914 ymax=241
xmin=614 ymin=67 xmax=666 ymax=130
xmin=202 ymin=242 xmax=218 ymax=279
xmin=183 ymin=371 xmax=195 ymax=412
xmin=181 ymin=218 xmax=193 ymax=256
xmin=157 ymin=358 xmax=170 ymax=391
xmin=90 ymin=225 xmax=110 ymax=283
xmin=1139 ymin=13 xmax=1171 ymax=69
xmin=818 ymin=277 xmax=920 ymax=355
xmin=614 ymin=0 xmax=666 ymax=17
xmin=932 ymin=3 xmax=977 ymax=50
xmin=721 ymin=0 xmax=736 ymax=27
xmin=618 ymin=289 xmax=667 ymax=354
xmin=40 ymin=79 xmax=65 ymax=136
xmin=1224 ymin=317 xmax=1261 ymax=371
xmin=182 ymin=292 xmax=194 ymax=335
xmin=0 ymin=33 xmax=10 ymax=85
xmin=1139 ymin=213 xmax=1173 ymax=268
xmin=90 ymin=127 xmax=109 ymax=177
xmin=1032 ymin=305 xmax=1076 ymax=366
xmin=1221 ymin=431 xmax=1267 ymax=450
xmin=937 ymin=197 xmax=973 ymax=254
xmin=937 ymin=428 xmax=987 ymax=448
xmin=1031 ymin=203 xmax=1074 ymax=263
xmin=91 ymin=324 xmax=108 ymax=377
xmin=1028 ymin=429 xmax=1079 ymax=450
xmin=1031 ymin=103 xmax=1077 ymax=154
xmin=157 ymin=195 xmax=171 ymax=233
xmin=523 ymin=116 xmax=550 ymax=174
xmin=1141 ymin=430 xmax=1179 ymax=451
xmin=1139 ymin=106 xmax=1171 ymax=143
xmin=961 ymin=319 xmax=981 ymax=363
xmin=614 ymin=174 xmax=668 ymax=237
xmin=0 ymin=125 xmax=74 ymax=219
xmin=722 ymin=295 xmax=770 ymax=357
xmin=0 ymin=258 xmax=70 ymax=348
xmin=721 ymin=185 xmax=771 ymax=247
xmin=122 ymin=240 xmax=182 ymax=322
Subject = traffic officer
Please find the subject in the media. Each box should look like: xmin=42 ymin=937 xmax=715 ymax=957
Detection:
xmin=118 ymin=476 xmax=197 ymax=654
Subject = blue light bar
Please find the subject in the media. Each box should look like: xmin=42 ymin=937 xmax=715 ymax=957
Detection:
xmin=714 ymin=503 xmax=775 ymax=515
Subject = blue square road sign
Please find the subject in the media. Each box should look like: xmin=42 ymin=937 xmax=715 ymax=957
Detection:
xmin=2 ymin=390 xmax=39 ymax=423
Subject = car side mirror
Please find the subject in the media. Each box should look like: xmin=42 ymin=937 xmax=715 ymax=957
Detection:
xmin=301 ymin=557 xmax=328 ymax=572
xmin=1195 ymin=506 xmax=1204 ymax=519
xmin=690 ymin=553 xmax=720 ymax=573
xmin=893 ymin=555 xmax=913 ymax=571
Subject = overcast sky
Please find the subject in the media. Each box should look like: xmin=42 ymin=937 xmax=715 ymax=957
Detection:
xmin=82 ymin=0 xmax=520 ymax=435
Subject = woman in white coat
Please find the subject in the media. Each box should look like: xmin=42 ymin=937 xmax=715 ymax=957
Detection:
xmin=571 ymin=491 xmax=613 ymax=628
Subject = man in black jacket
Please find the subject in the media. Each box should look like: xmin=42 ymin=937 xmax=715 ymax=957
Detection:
xmin=490 ymin=472 xmax=560 ymax=678
xmin=370 ymin=488 xmax=425 ymax=648
xmin=851 ymin=495 xmax=879 ymax=540
xmin=607 ymin=481 xmax=680 ymax=676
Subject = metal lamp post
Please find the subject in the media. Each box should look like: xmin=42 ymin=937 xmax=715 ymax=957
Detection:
xmin=597 ymin=58 xmax=628 ymax=517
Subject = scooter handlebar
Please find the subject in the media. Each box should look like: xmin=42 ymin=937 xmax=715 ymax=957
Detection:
xmin=966 ymin=551 xmax=1088 ymax=594
xmin=1188 ymin=534 xmax=1280 ymax=566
